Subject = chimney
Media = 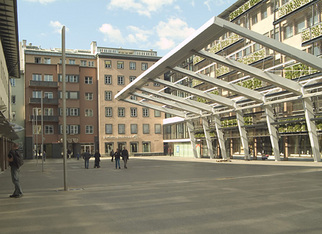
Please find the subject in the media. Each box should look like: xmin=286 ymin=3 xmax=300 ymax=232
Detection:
xmin=91 ymin=41 xmax=97 ymax=55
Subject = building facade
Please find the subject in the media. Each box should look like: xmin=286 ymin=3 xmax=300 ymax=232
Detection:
xmin=166 ymin=0 xmax=322 ymax=159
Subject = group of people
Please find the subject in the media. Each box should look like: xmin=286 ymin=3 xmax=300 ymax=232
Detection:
xmin=110 ymin=148 xmax=129 ymax=169
xmin=82 ymin=147 xmax=129 ymax=169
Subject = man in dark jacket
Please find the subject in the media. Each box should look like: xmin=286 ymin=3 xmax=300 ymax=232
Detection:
xmin=7 ymin=143 xmax=23 ymax=198
xmin=83 ymin=150 xmax=91 ymax=169
xmin=122 ymin=147 xmax=129 ymax=169
xmin=94 ymin=150 xmax=101 ymax=168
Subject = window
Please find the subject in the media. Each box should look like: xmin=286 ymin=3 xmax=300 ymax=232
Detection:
xmin=60 ymin=125 xmax=69 ymax=134
xmin=70 ymin=125 xmax=79 ymax=134
xmin=69 ymin=75 xmax=79 ymax=83
xmin=88 ymin=61 xmax=94 ymax=67
xmin=130 ymin=95 xmax=137 ymax=100
xmin=44 ymin=108 xmax=53 ymax=116
xmin=69 ymin=91 xmax=79 ymax=99
xmin=10 ymin=79 xmax=15 ymax=87
xmin=69 ymin=59 xmax=76 ymax=65
xmin=81 ymin=60 xmax=87 ymax=66
xmin=143 ymin=124 xmax=150 ymax=134
xmin=261 ymin=6 xmax=267 ymax=20
xmin=44 ymin=92 xmax=53 ymax=99
xmin=252 ymin=14 xmax=258 ymax=25
xmin=118 ymin=107 xmax=125 ymax=117
xmin=155 ymin=124 xmax=161 ymax=134
xmin=85 ymin=76 xmax=93 ymax=84
xmin=44 ymin=75 xmax=53 ymax=81
xmin=105 ymin=107 xmax=113 ymax=117
xmin=85 ymin=93 xmax=93 ymax=100
xmin=154 ymin=110 xmax=161 ymax=117
xmin=143 ymin=108 xmax=149 ymax=117
xmin=129 ymin=76 xmax=136 ymax=82
xmin=153 ymin=82 xmax=160 ymax=87
xmin=104 ymin=75 xmax=112 ymax=85
xmin=130 ymin=107 xmax=137 ymax=117
xmin=105 ymin=60 xmax=112 ymax=68
xmin=85 ymin=125 xmax=94 ymax=134
xmin=45 ymin=125 xmax=54 ymax=134
xmin=44 ymin=58 xmax=51 ymax=64
xmin=117 ymin=61 xmax=124 ymax=69
xmin=11 ymin=95 xmax=16 ymax=104
xmin=130 ymin=124 xmax=138 ymax=134
xmin=143 ymin=142 xmax=151 ymax=152
xmin=295 ymin=17 xmax=305 ymax=34
xmin=118 ymin=124 xmax=125 ymax=134
xmin=32 ymin=91 xmax=42 ymax=98
xmin=117 ymin=76 xmax=124 ymax=85
xmin=105 ymin=91 xmax=112 ymax=101
xmin=85 ymin=109 xmax=93 ymax=117
xmin=105 ymin=124 xmax=113 ymax=134
xmin=35 ymin=57 xmax=41 ymax=64
xmin=69 ymin=108 xmax=79 ymax=116
xmin=141 ymin=63 xmax=148 ymax=70
xmin=32 ymin=74 xmax=42 ymax=81
xmin=12 ymin=111 xmax=16 ymax=121
xmin=283 ymin=23 xmax=293 ymax=40
xmin=129 ymin=62 xmax=136 ymax=70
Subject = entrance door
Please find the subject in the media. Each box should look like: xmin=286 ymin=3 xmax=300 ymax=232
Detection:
xmin=82 ymin=145 xmax=94 ymax=154
xmin=105 ymin=142 xmax=114 ymax=155
xmin=130 ymin=142 xmax=138 ymax=155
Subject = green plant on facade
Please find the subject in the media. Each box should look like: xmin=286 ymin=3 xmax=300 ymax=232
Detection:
xmin=221 ymin=116 xmax=253 ymax=128
xmin=210 ymin=90 xmax=219 ymax=95
xmin=216 ymin=66 xmax=230 ymax=77
xmin=302 ymin=22 xmax=322 ymax=43
xmin=192 ymin=79 xmax=203 ymax=87
xmin=229 ymin=0 xmax=262 ymax=21
xmin=238 ymin=78 xmax=262 ymax=89
xmin=196 ymin=97 xmax=207 ymax=103
xmin=278 ymin=0 xmax=313 ymax=18
xmin=284 ymin=63 xmax=318 ymax=79
xmin=193 ymin=55 xmax=205 ymax=65
xmin=209 ymin=34 xmax=241 ymax=54
xmin=237 ymin=48 xmax=266 ymax=65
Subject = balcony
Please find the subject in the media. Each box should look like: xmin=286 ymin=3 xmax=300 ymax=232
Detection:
xmin=29 ymin=80 xmax=58 ymax=88
xmin=29 ymin=98 xmax=59 ymax=105
xmin=278 ymin=0 xmax=313 ymax=19
xmin=229 ymin=0 xmax=262 ymax=21
xmin=30 ymin=115 xmax=59 ymax=122
xmin=302 ymin=22 xmax=322 ymax=44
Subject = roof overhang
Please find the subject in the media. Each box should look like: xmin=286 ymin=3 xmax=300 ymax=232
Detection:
xmin=0 ymin=0 xmax=20 ymax=78
xmin=0 ymin=111 xmax=19 ymax=140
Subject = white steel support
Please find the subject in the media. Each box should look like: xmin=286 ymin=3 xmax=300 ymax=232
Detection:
xmin=236 ymin=110 xmax=250 ymax=160
xmin=303 ymin=98 xmax=321 ymax=162
xmin=187 ymin=120 xmax=198 ymax=158
xmin=213 ymin=115 xmax=228 ymax=160
xmin=202 ymin=117 xmax=214 ymax=159
xmin=265 ymin=105 xmax=280 ymax=161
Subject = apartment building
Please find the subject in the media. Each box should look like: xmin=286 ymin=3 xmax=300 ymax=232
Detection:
xmin=92 ymin=42 xmax=164 ymax=156
xmin=116 ymin=0 xmax=322 ymax=160
xmin=23 ymin=41 xmax=98 ymax=158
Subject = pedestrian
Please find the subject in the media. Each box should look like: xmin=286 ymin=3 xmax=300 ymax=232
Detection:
xmin=76 ymin=152 xmax=80 ymax=160
xmin=110 ymin=149 xmax=114 ymax=162
xmin=114 ymin=148 xmax=121 ymax=169
xmin=94 ymin=150 xmax=101 ymax=168
xmin=83 ymin=150 xmax=91 ymax=169
xmin=122 ymin=147 xmax=129 ymax=169
xmin=67 ymin=149 xmax=71 ymax=159
xmin=43 ymin=150 xmax=46 ymax=161
xmin=7 ymin=143 xmax=23 ymax=198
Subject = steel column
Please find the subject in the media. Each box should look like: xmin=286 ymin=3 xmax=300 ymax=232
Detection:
xmin=213 ymin=115 xmax=228 ymax=160
xmin=236 ymin=110 xmax=250 ymax=160
xmin=187 ymin=120 xmax=198 ymax=158
xmin=202 ymin=117 xmax=214 ymax=159
xmin=265 ymin=105 xmax=280 ymax=161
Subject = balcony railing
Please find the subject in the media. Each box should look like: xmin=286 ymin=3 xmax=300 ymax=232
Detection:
xmin=302 ymin=22 xmax=322 ymax=43
xmin=29 ymin=80 xmax=58 ymax=88
xmin=229 ymin=0 xmax=262 ymax=21
xmin=29 ymin=98 xmax=59 ymax=105
xmin=278 ymin=0 xmax=313 ymax=19
xmin=30 ymin=115 xmax=59 ymax=122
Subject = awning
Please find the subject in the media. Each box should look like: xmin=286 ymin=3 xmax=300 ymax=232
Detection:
xmin=0 ymin=111 xmax=19 ymax=140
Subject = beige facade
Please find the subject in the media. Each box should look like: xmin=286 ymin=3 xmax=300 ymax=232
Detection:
xmin=95 ymin=45 xmax=164 ymax=156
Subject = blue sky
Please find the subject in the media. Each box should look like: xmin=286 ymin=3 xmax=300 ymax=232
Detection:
xmin=18 ymin=0 xmax=234 ymax=56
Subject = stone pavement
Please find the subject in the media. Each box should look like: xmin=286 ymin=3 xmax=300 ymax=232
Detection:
xmin=1 ymin=157 xmax=322 ymax=234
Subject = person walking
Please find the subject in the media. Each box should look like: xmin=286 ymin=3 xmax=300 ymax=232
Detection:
xmin=110 ymin=149 xmax=114 ymax=162
xmin=83 ymin=150 xmax=91 ymax=169
xmin=122 ymin=147 xmax=129 ymax=169
xmin=114 ymin=148 xmax=121 ymax=169
xmin=7 ymin=143 xmax=23 ymax=198
xmin=94 ymin=150 xmax=101 ymax=168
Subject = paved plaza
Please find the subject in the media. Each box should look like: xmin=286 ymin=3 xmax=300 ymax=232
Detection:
xmin=1 ymin=157 xmax=322 ymax=234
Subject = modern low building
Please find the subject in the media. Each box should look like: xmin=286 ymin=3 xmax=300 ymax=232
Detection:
xmin=115 ymin=0 xmax=322 ymax=161
xmin=0 ymin=0 xmax=20 ymax=171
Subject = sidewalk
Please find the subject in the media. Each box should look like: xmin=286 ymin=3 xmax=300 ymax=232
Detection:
xmin=1 ymin=157 xmax=322 ymax=234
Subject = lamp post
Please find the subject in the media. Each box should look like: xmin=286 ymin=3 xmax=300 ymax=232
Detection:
xmin=62 ymin=26 xmax=67 ymax=191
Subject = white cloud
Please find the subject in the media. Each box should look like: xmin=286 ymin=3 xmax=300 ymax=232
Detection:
xmin=25 ymin=0 xmax=56 ymax=4
xmin=99 ymin=24 xmax=125 ymax=44
xmin=127 ymin=26 xmax=151 ymax=43
xmin=204 ymin=0 xmax=233 ymax=11
xmin=108 ymin=0 xmax=175 ymax=17
xmin=155 ymin=18 xmax=195 ymax=50
xmin=50 ymin=21 xmax=69 ymax=34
